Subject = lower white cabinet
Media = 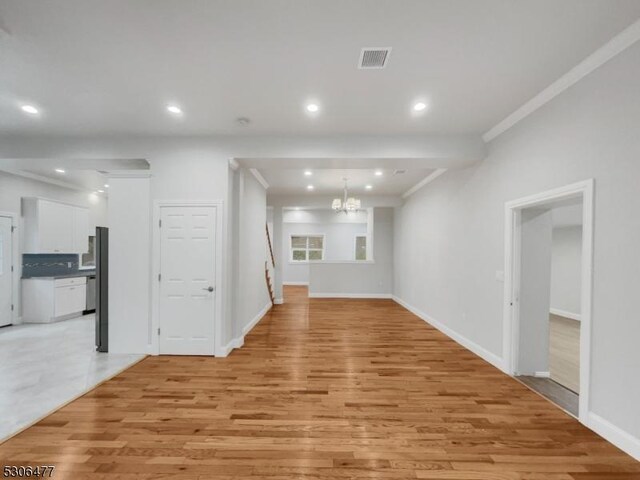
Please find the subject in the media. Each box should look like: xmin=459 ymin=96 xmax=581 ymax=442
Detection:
xmin=23 ymin=277 xmax=87 ymax=323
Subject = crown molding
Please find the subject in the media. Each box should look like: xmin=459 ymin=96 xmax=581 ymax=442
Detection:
xmin=402 ymin=168 xmax=447 ymax=198
xmin=249 ymin=168 xmax=269 ymax=189
xmin=483 ymin=19 xmax=640 ymax=142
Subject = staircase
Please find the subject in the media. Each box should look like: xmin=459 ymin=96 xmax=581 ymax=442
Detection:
xmin=265 ymin=223 xmax=275 ymax=305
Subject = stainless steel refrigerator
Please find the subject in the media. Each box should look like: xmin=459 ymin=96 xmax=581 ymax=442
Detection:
xmin=95 ymin=226 xmax=108 ymax=352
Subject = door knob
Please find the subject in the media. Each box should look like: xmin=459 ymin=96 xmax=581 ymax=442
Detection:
xmin=203 ymin=286 xmax=214 ymax=292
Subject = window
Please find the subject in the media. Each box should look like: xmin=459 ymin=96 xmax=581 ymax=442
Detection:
xmin=290 ymin=235 xmax=324 ymax=262
xmin=355 ymin=235 xmax=367 ymax=261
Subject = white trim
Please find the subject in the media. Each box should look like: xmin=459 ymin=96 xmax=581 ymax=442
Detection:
xmin=402 ymin=168 xmax=447 ymax=198
xmin=228 ymin=158 xmax=239 ymax=171
xmin=310 ymin=293 xmax=392 ymax=299
xmin=283 ymin=281 xmax=308 ymax=286
xmin=587 ymin=412 xmax=640 ymax=461
xmin=503 ymin=179 xmax=594 ymax=424
xmin=107 ymin=170 xmax=152 ymax=179
xmin=218 ymin=301 xmax=272 ymax=357
xmin=393 ymin=295 xmax=505 ymax=371
xmin=0 ymin=211 xmax=19 ymax=326
xmin=550 ymin=308 xmax=581 ymax=322
xmin=483 ymin=19 xmax=640 ymax=142
xmin=242 ymin=301 xmax=272 ymax=336
xmin=218 ymin=339 xmax=238 ymax=358
xmin=534 ymin=371 xmax=551 ymax=378
xmin=151 ymin=200 xmax=225 ymax=357
xmin=249 ymin=168 xmax=269 ymax=189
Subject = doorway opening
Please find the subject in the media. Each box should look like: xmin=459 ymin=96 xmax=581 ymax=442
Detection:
xmin=503 ymin=180 xmax=593 ymax=422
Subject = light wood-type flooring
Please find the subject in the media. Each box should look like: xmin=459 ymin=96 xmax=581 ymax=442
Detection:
xmin=0 ymin=286 xmax=638 ymax=479
xmin=549 ymin=314 xmax=581 ymax=393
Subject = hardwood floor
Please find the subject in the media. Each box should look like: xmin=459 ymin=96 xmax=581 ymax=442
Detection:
xmin=0 ymin=285 xmax=637 ymax=479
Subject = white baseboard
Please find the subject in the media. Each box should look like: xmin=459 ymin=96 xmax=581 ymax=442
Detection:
xmin=274 ymin=298 xmax=284 ymax=304
xmin=242 ymin=302 xmax=272 ymax=336
xmin=283 ymin=281 xmax=308 ymax=286
xmin=218 ymin=302 xmax=272 ymax=357
xmin=534 ymin=371 xmax=551 ymax=378
xmin=550 ymin=308 xmax=581 ymax=321
xmin=309 ymin=293 xmax=392 ymax=299
xmin=587 ymin=412 xmax=640 ymax=461
xmin=392 ymin=295 xmax=506 ymax=372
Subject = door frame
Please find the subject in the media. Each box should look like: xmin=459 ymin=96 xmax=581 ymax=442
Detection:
xmin=503 ymin=179 xmax=594 ymax=423
xmin=0 ymin=212 xmax=19 ymax=326
xmin=151 ymin=200 xmax=224 ymax=356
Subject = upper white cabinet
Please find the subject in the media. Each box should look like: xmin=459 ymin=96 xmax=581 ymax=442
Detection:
xmin=23 ymin=198 xmax=90 ymax=254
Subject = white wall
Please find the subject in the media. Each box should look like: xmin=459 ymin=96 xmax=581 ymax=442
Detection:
xmin=309 ymin=207 xmax=393 ymax=297
xmin=236 ymin=170 xmax=270 ymax=338
xmin=550 ymin=226 xmax=583 ymax=316
xmin=108 ymin=175 xmax=150 ymax=354
xmin=394 ymin=41 xmax=640 ymax=448
xmin=282 ymin=209 xmax=368 ymax=284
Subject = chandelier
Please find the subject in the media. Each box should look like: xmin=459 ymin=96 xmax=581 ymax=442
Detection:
xmin=332 ymin=178 xmax=361 ymax=213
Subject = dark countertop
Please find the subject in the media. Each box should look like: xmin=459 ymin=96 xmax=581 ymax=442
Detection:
xmin=22 ymin=270 xmax=96 ymax=280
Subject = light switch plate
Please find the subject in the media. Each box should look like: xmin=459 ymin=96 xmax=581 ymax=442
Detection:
xmin=495 ymin=270 xmax=505 ymax=282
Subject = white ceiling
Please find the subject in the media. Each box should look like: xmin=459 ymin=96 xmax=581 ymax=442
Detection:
xmin=259 ymin=168 xmax=434 ymax=195
xmin=1 ymin=1 xmax=639 ymax=136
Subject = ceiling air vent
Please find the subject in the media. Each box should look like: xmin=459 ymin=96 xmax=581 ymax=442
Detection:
xmin=394 ymin=169 xmax=406 ymax=175
xmin=358 ymin=47 xmax=392 ymax=69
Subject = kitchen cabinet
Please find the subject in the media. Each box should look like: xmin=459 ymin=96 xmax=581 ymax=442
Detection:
xmin=22 ymin=276 xmax=87 ymax=323
xmin=22 ymin=198 xmax=90 ymax=254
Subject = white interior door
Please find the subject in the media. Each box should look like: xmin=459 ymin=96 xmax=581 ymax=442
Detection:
xmin=0 ymin=216 xmax=13 ymax=327
xmin=159 ymin=206 xmax=216 ymax=355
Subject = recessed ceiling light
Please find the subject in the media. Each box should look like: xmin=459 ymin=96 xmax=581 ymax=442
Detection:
xmin=306 ymin=185 xmax=314 ymax=191
xmin=374 ymin=170 xmax=383 ymax=176
xmin=98 ymin=190 xmax=105 ymax=193
xmin=21 ymin=105 xmax=39 ymax=115
xmin=413 ymin=102 xmax=427 ymax=112
xmin=304 ymin=170 xmax=312 ymax=176
xmin=104 ymin=184 xmax=109 ymax=188
xmin=55 ymin=168 xmax=65 ymax=174
xmin=365 ymin=185 xmax=373 ymax=190
xmin=306 ymin=103 xmax=319 ymax=113
xmin=166 ymin=105 xmax=183 ymax=115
